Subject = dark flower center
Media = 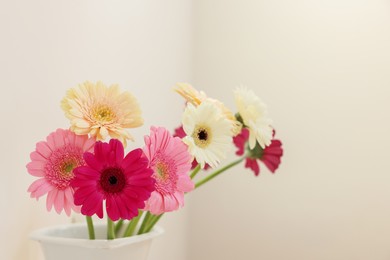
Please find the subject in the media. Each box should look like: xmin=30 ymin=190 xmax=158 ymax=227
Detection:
xmin=100 ymin=167 xmax=126 ymax=194
xmin=192 ymin=125 xmax=212 ymax=148
xmin=198 ymin=130 xmax=208 ymax=141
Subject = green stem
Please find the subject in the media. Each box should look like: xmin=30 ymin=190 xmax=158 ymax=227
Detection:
xmin=195 ymin=157 xmax=245 ymax=189
xmin=107 ymin=217 xmax=115 ymax=240
xmin=114 ymin=219 xmax=124 ymax=236
xmin=190 ymin=164 xmax=201 ymax=179
xmin=144 ymin=214 xmax=163 ymax=233
xmin=86 ymin=216 xmax=95 ymax=240
xmin=138 ymin=211 xmax=152 ymax=234
xmin=123 ymin=210 xmax=143 ymax=237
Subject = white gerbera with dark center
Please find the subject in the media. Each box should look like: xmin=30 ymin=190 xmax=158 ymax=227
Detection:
xmin=182 ymin=101 xmax=232 ymax=169
xmin=234 ymin=86 xmax=273 ymax=149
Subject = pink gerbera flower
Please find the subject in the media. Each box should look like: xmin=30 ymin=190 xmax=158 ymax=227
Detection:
xmin=26 ymin=129 xmax=95 ymax=216
xmin=233 ymin=128 xmax=283 ymax=176
xmin=173 ymin=125 xmax=210 ymax=170
xmin=71 ymin=139 xmax=155 ymax=221
xmin=143 ymin=126 xmax=194 ymax=215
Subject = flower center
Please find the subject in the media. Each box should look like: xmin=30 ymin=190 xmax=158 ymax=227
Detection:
xmin=156 ymin=162 xmax=169 ymax=180
xmin=91 ymin=104 xmax=116 ymax=124
xmin=152 ymin=157 xmax=177 ymax=195
xmin=192 ymin=125 xmax=212 ymax=148
xmin=100 ymin=167 xmax=126 ymax=194
xmin=45 ymin=146 xmax=84 ymax=190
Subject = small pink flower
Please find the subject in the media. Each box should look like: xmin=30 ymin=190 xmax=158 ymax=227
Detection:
xmin=26 ymin=129 xmax=95 ymax=216
xmin=71 ymin=139 xmax=155 ymax=221
xmin=173 ymin=125 xmax=210 ymax=170
xmin=233 ymin=128 xmax=283 ymax=176
xmin=144 ymin=126 xmax=194 ymax=215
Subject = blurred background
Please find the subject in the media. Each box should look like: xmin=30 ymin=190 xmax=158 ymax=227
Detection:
xmin=1 ymin=0 xmax=390 ymax=259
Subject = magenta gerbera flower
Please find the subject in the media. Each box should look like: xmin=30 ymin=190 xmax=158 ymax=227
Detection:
xmin=71 ymin=139 xmax=155 ymax=221
xmin=26 ymin=129 xmax=95 ymax=216
xmin=173 ymin=125 xmax=210 ymax=170
xmin=143 ymin=126 xmax=194 ymax=215
xmin=233 ymin=128 xmax=283 ymax=176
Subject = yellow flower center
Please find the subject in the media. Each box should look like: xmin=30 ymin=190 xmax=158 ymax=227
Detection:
xmin=192 ymin=125 xmax=212 ymax=148
xmin=156 ymin=162 xmax=168 ymax=180
xmin=91 ymin=105 xmax=116 ymax=124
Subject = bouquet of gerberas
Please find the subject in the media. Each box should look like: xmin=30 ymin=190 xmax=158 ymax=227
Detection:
xmin=26 ymin=81 xmax=283 ymax=239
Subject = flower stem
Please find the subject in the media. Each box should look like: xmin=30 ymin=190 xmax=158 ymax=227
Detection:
xmin=107 ymin=217 xmax=116 ymax=240
xmin=114 ymin=219 xmax=124 ymax=236
xmin=144 ymin=213 xmax=163 ymax=233
xmin=138 ymin=211 xmax=152 ymax=234
xmin=123 ymin=210 xmax=143 ymax=237
xmin=195 ymin=157 xmax=245 ymax=189
xmin=190 ymin=164 xmax=201 ymax=179
xmin=86 ymin=216 xmax=95 ymax=240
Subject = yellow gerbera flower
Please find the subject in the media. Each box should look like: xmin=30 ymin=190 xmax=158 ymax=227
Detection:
xmin=61 ymin=81 xmax=143 ymax=146
xmin=174 ymin=83 xmax=242 ymax=135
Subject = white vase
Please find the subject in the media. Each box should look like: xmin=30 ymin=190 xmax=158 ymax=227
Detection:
xmin=30 ymin=222 xmax=164 ymax=260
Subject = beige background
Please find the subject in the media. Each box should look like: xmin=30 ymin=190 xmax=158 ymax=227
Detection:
xmin=1 ymin=0 xmax=390 ymax=260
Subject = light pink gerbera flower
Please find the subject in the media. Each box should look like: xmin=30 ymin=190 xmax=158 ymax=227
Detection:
xmin=26 ymin=129 xmax=95 ymax=216
xmin=143 ymin=126 xmax=194 ymax=215
xmin=71 ymin=139 xmax=155 ymax=221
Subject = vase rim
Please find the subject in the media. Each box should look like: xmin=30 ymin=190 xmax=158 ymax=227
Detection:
xmin=29 ymin=222 xmax=164 ymax=249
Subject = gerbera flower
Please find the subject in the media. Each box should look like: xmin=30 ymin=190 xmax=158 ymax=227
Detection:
xmin=233 ymin=128 xmax=283 ymax=176
xmin=174 ymin=82 xmax=207 ymax=106
xmin=173 ymin=125 xmax=210 ymax=170
xmin=71 ymin=139 xmax=155 ymax=221
xmin=143 ymin=126 xmax=193 ymax=215
xmin=234 ymin=86 xmax=273 ymax=149
xmin=26 ymin=129 xmax=95 ymax=216
xmin=182 ymin=101 xmax=232 ymax=169
xmin=174 ymin=83 xmax=242 ymax=135
xmin=61 ymin=81 xmax=143 ymax=147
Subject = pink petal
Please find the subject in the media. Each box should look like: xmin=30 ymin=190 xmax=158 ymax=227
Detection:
xmin=28 ymin=179 xmax=52 ymax=198
xmin=146 ymin=192 xmax=164 ymax=215
xmin=36 ymin=141 xmax=52 ymax=158
xmin=121 ymin=149 xmax=143 ymax=169
xmin=261 ymin=155 xmax=280 ymax=173
xmin=73 ymin=185 xmax=99 ymax=205
xmin=80 ymin=192 xmax=104 ymax=218
xmin=173 ymin=191 xmax=185 ymax=208
xmin=46 ymin=189 xmax=58 ymax=211
xmin=83 ymin=153 xmax=103 ymax=172
xmin=53 ymin=129 xmax=65 ymax=148
xmin=30 ymin=151 xmax=46 ymax=161
xmin=106 ymin=196 xmax=120 ymax=221
xmin=163 ymin=194 xmax=179 ymax=212
xmin=54 ymin=190 xmax=65 ymax=214
xmin=26 ymin=160 xmax=45 ymax=170
xmin=245 ymin=158 xmax=260 ymax=176
xmin=83 ymin=136 xmax=96 ymax=152
xmin=176 ymin=175 xmax=194 ymax=192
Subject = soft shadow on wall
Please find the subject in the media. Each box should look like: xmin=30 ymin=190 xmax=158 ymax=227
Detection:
xmin=190 ymin=1 xmax=390 ymax=260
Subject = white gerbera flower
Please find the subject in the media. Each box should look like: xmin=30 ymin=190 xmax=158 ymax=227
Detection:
xmin=182 ymin=101 xmax=232 ymax=169
xmin=175 ymin=82 xmax=242 ymax=135
xmin=234 ymin=87 xmax=273 ymax=149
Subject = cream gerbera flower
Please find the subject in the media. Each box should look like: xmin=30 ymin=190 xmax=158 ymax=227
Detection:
xmin=182 ymin=101 xmax=232 ymax=169
xmin=234 ymin=86 xmax=273 ymax=149
xmin=175 ymin=83 xmax=242 ymax=135
xmin=61 ymin=81 xmax=143 ymax=146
